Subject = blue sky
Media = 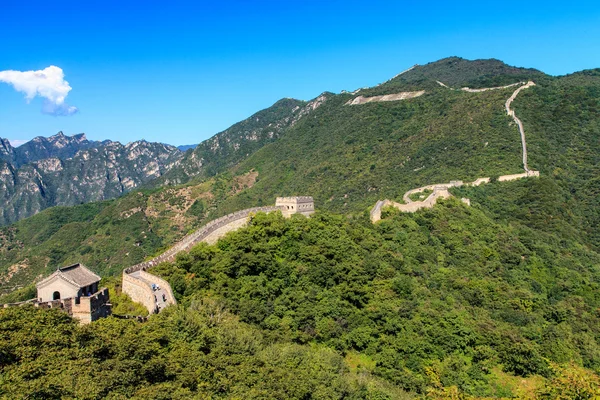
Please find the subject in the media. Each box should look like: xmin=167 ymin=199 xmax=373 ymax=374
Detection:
xmin=1 ymin=0 xmax=599 ymax=146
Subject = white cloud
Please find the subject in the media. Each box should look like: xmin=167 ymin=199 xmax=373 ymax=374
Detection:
xmin=0 ymin=66 xmax=78 ymax=116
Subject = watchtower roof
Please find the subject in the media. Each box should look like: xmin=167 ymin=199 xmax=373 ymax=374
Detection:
xmin=36 ymin=263 xmax=101 ymax=289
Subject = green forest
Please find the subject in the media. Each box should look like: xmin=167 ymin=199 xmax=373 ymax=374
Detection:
xmin=1 ymin=58 xmax=600 ymax=398
xmin=3 ymin=195 xmax=600 ymax=398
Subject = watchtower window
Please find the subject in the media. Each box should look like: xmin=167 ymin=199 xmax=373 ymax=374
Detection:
xmin=53 ymin=291 xmax=61 ymax=300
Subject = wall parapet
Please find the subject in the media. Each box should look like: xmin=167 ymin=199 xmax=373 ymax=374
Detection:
xmin=139 ymin=271 xmax=176 ymax=307
xmin=125 ymin=206 xmax=283 ymax=274
xmin=1 ymin=289 xmax=110 ymax=324
xmin=122 ymin=272 xmax=156 ymax=314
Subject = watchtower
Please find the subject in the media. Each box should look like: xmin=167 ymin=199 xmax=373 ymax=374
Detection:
xmin=276 ymin=196 xmax=315 ymax=218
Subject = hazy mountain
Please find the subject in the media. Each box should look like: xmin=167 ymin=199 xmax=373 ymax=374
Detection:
xmin=176 ymin=144 xmax=197 ymax=152
xmin=0 ymin=134 xmax=183 ymax=225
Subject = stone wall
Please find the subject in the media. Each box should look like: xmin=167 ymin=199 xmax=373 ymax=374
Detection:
xmin=276 ymin=196 xmax=315 ymax=218
xmin=139 ymin=271 xmax=176 ymax=307
xmin=2 ymin=288 xmax=111 ymax=324
xmin=122 ymin=272 xmax=156 ymax=314
xmin=125 ymin=205 xmax=282 ymax=274
xmin=71 ymin=288 xmax=111 ymax=324
xmin=201 ymin=217 xmax=250 ymax=245
xmin=371 ymin=173 xmax=540 ymax=222
xmin=370 ymin=200 xmax=389 ymax=223
xmin=122 ymin=199 xmax=315 ymax=315
xmin=498 ymin=170 xmax=540 ymax=182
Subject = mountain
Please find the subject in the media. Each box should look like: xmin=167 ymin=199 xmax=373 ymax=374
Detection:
xmin=2 ymin=57 xmax=600 ymax=397
xmin=3 ymin=56 xmax=599 ymax=283
xmin=0 ymin=135 xmax=183 ymax=225
xmin=155 ymin=96 xmax=328 ymax=186
xmin=209 ymin=58 xmax=600 ymax=250
xmin=176 ymin=144 xmax=197 ymax=152
xmin=0 ymin=131 xmax=101 ymax=168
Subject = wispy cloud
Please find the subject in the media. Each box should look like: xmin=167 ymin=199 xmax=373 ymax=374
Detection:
xmin=0 ymin=66 xmax=78 ymax=116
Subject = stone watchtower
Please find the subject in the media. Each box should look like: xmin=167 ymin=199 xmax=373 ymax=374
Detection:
xmin=35 ymin=263 xmax=111 ymax=324
xmin=276 ymin=196 xmax=315 ymax=218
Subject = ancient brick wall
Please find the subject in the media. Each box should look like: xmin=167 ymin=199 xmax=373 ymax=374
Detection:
xmin=122 ymin=272 xmax=156 ymax=314
xmin=139 ymin=271 xmax=176 ymax=307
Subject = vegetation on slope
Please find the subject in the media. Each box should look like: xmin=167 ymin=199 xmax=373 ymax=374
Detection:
xmin=0 ymin=172 xmax=259 ymax=293
xmin=146 ymin=201 xmax=600 ymax=396
xmin=1 ymin=58 xmax=600 ymax=398
xmin=3 ymin=196 xmax=600 ymax=398
xmin=154 ymin=97 xmax=312 ymax=186
xmin=0 ymin=303 xmax=411 ymax=399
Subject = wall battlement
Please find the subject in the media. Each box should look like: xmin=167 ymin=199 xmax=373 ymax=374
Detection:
xmin=276 ymin=196 xmax=315 ymax=217
xmin=2 ymin=288 xmax=111 ymax=324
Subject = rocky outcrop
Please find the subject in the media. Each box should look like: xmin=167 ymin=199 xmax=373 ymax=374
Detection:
xmin=0 ymin=135 xmax=183 ymax=225
xmin=1 ymin=132 xmax=99 ymax=167
xmin=345 ymin=90 xmax=425 ymax=105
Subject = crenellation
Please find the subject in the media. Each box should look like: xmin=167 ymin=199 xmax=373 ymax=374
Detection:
xmin=2 ymin=287 xmax=111 ymax=324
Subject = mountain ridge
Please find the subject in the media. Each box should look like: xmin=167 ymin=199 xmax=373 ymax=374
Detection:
xmin=0 ymin=134 xmax=184 ymax=225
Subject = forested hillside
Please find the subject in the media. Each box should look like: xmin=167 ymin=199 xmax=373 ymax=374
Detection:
xmin=1 ymin=57 xmax=600 ymax=398
xmin=3 ymin=201 xmax=600 ymax=397
xmin=153 ymin=96 xmax=325 ymax=186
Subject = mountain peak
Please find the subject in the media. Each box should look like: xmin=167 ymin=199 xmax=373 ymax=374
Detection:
xmin=0 ymin=138 xmax=15 ymax=159
xmin=51 ymin=131 xmax=66 ymax=139
xmin=380 ymin=56 xmax=547 ymax=91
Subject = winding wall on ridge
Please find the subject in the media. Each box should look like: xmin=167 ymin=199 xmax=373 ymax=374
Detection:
xmin=122 ymin=205 xmax=285 ymax=313
xmin=125 ymin=206 xmax=283 ymax=274
xmin=370 ymin=79 xmax=540 ymax=222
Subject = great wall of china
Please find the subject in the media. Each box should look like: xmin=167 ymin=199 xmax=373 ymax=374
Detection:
xmin=122 ymin=197 xmax=315 ymax=313
xmin=3 ymin=73 xmax=542 ymax=322
xmin=365 ymin=80 xmax=539 ymax=222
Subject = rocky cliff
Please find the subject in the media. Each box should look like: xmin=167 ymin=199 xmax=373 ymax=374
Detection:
xmin=0 ymin=132 xmax=103 ymax=168
xmin=0 ymin=134 xmax=183 ymax=225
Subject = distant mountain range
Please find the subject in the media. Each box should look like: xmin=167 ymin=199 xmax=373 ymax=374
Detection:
xmin=0 ymin=132 xmax=183 ymax=225
xmin=0 ymin=132 xmax=99 ymax=168
xmin=0 ymin=93 xmax=326 ymax=225
xmin=176 ymin=144 xmax=197 ymax=152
